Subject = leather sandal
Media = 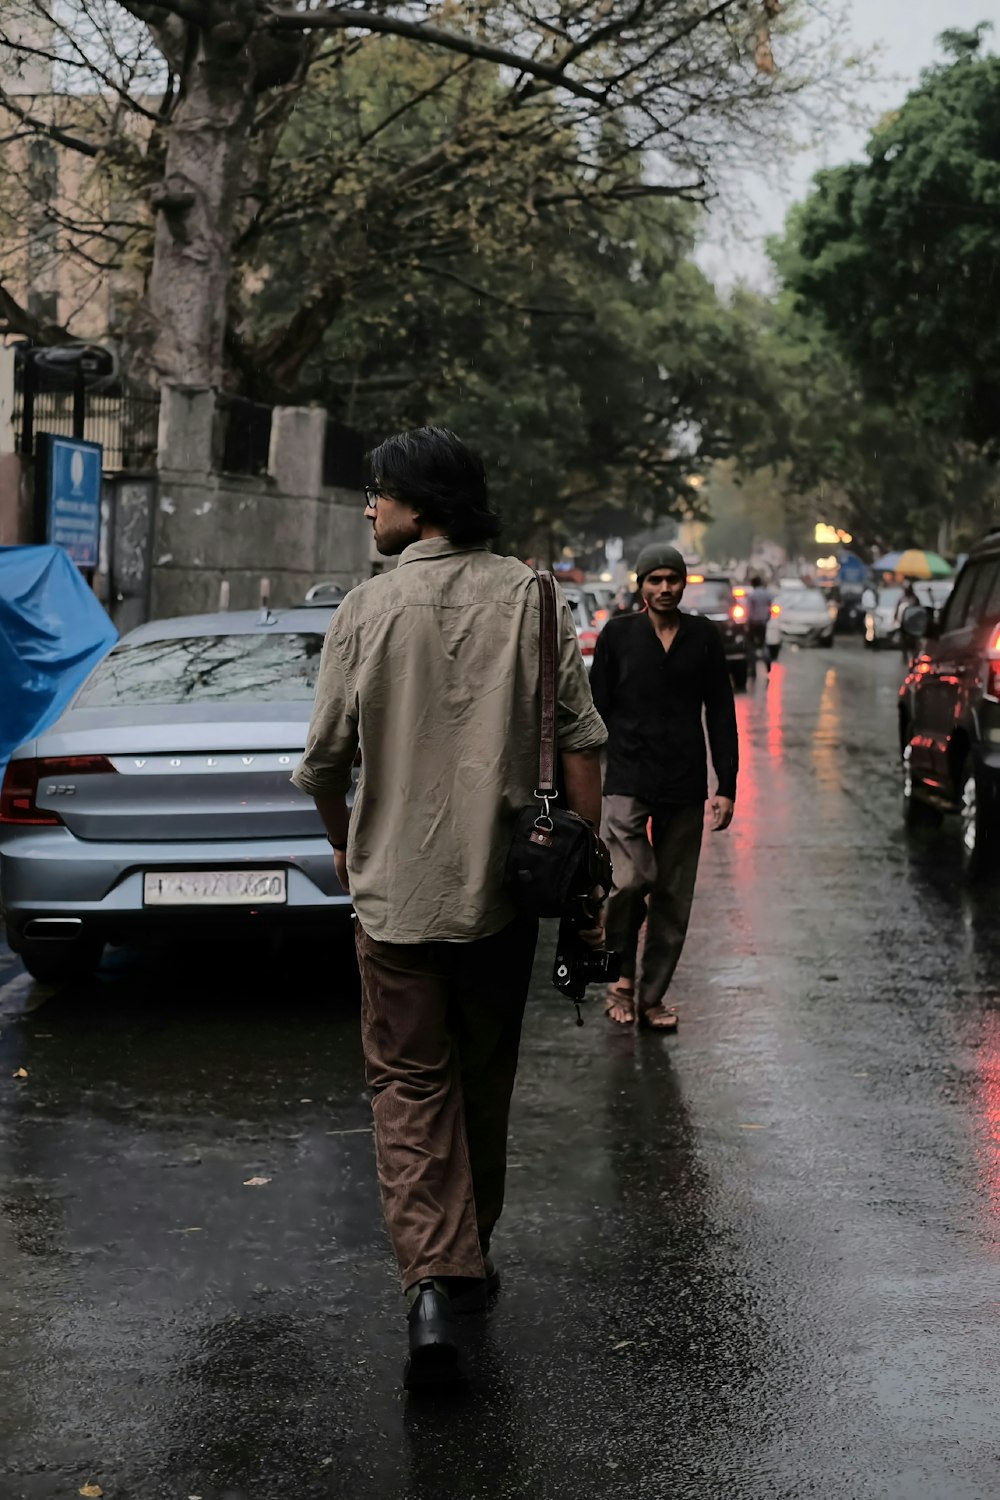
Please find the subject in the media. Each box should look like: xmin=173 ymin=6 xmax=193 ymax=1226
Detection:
xmin=605 ymin=983 xmax=636 ymax=1026
xmin=638 ymin=1003 xmax=678 ymax=1032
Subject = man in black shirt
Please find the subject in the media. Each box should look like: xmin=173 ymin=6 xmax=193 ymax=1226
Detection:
xmin=589 ymin=543 xmax=738 ymax=1029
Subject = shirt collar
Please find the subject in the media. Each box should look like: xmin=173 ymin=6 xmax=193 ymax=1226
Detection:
xmin=397 ymin=537 xmax=489 ymax=566
xmin=642 ymin=607 xmax=690 ymax=637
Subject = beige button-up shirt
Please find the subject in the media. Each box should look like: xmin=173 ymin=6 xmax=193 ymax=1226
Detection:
xmin=292 ymin=538 xmax=607 ymax=943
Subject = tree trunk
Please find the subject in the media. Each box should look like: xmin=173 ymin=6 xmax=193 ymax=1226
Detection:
xmin=128 ymin=32 xmax=256 ymax=389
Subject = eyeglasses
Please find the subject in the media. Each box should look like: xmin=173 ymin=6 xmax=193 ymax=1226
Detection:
xmin=364 ymin=484 xmax=397 ymax=511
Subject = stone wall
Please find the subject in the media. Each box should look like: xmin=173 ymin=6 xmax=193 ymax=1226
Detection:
xmin=0 ymin=350 xmax=26 ymax=544
xmin=0 ymin=363 xmax=372 ymax=621
xmin=150 ymin=385 xmax=371 ymax=618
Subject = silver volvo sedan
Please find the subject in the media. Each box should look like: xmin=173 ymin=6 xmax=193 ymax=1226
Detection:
xmin=0 ymin=600 xmax=351 ymax=982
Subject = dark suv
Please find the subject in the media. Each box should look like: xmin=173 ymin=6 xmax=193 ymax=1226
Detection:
xmin=898 ymin=532 xmax=1000 ymax=875
xmin=684 ymin=574 xmax=750 ymax=689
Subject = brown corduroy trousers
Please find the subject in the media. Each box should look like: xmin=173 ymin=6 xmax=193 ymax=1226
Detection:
xmin=355 ymin=914 xmax=538 ymax=1290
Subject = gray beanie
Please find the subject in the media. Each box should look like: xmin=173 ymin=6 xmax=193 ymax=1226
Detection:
xmin=634 ymin=543 xmax=687 ymax=585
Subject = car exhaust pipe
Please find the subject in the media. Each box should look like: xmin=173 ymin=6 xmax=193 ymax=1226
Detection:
xmin=23 ymin=918 xmax=84 ymax=941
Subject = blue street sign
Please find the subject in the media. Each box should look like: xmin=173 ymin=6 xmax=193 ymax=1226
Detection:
xmin=43 ymin=435 xmax=102 ymax=567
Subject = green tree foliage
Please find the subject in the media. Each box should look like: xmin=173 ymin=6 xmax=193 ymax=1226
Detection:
xmin=1 ymin=0 xmax=849 ymax=390
xmin=245 ymin=40 xmax=774 ymax=544
xmin=724 ymin=275 xmax=1000 ymax=554
xmin=700 ymin=459 xmax=809 ymax=564
xmin=741 ymin=287 xmax=966 ymax=549
xmin=0 ymin=0 xmax=860 ymax=542
xmin=776 ymin=26 xmax=1000 ymax=452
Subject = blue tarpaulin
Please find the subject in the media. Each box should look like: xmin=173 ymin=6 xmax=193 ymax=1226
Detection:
xmin=837 ymin=553 xmax=868 ymax=584
xmin=0 ymin=545 xmax=118 ymax=766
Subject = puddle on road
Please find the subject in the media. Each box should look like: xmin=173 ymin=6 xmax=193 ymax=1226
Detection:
xmin=0 ymin=962 xmax=45 ymax=1016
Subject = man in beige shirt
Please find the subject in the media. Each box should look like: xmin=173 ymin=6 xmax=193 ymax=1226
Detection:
xmin=293 ymin=427 xmax=606 ymax=1391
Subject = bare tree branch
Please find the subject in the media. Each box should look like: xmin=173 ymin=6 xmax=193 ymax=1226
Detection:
xmin=114 ymin=0 xmax=210 ymax=25
xmin=0 ymin=279 xmax=73 ymax=343
xmin=0 ymin=91 xmax=100 ymax=158
xmin=262 ymin=5 xmax=607 ymax=102
xmin=416 ymin=261 xmax=590 ymax=318
xmin=28 ymin=0 xmax=165 ymax=122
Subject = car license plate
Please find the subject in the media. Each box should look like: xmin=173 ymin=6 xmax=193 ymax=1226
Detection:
xmin=143 ymin=870 xmax=287 ymax=906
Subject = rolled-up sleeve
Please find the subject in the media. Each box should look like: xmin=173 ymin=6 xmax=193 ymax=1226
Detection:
xmin=291 ymin=624 xmax=358 ymax=797
xmin=555 ymin=594 xmax=607 ymax=752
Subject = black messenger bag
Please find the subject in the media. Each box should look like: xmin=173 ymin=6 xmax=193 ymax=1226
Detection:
xmin=504 ymin=569 xmax=612 ymax=918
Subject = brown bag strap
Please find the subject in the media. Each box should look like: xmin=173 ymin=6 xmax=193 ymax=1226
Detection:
xmin=535 ymin=569 xmax=559 ymax=797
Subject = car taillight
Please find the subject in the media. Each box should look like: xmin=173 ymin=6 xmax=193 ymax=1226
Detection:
xmin=771 ymin=603 xmax=781 ymax=618
xmin=731 ymin=603 xmax=747 ymax=622
xmin=0 ymin=756 xmax=116 ymax=826
xmin=987 ymin=628 xmax=1000 ymax=698
xmin=579 ymin=629 xmax=599 ymax=658
xmin=592 ymin=608 xmax=609 ymax=626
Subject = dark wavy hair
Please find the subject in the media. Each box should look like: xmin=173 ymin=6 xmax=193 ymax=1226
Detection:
xmin=367 ymin=427 xmax=501 ymax=545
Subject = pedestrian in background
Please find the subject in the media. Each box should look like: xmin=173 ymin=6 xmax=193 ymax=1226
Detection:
xmin=746 ymin=575 xmax=774 ymax=678
xmin=590 ymin=544 xmax=738 ymax=1030
xmin=895 ymin=580 xmax=920 ymax=659
xmin=293 ymin=427 xmax=607 ymax=1390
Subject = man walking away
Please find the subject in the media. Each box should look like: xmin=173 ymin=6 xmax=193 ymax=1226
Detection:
xmin=293 ymin=428 xmax=607 ymax=1391
xmin=589 ymin=543 xmax=738 ymax=1031
xmin=895 ymin=580 xmax=920 ymax=659
xmin=746 ymin=576 xmax=774 ymax=678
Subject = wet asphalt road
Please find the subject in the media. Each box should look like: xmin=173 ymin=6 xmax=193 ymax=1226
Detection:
xmin=1 ymin=640 xmax=999 ymax=1500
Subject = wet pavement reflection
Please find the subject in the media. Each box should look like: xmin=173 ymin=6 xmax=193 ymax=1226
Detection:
xmin=1 ymin=641 xmax=998 ymax=1499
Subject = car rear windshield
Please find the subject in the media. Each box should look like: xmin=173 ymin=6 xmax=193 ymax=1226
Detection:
xmin=782 ymin=590 xmax=826 ymax=611
xmin=74 ymin=632 xmax=326 ymax=707
xmin=685 ymin=582 xmax=732 ymax=611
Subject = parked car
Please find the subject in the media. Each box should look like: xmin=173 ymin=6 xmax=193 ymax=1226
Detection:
xmin=899 ymin=532 xmax=1000 ymax=875
xmin=683 ymin=574 xmax=750 ymax=689
xmin=0 ymin=602 xmax=351 ymax=982
xmin=775 ymin=587 xmax=837 ymax=648
xmin=580 ymin=582 xmax=618 ymax=628
xmin=559 ymin=583 xmax=606 ymax=669
xmin=864 ymin=585 xmax=905 ymax=648
xmin=865 ymin=581 xmax=953 ymax=648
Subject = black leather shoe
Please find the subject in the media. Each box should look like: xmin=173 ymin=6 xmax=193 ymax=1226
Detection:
xmin=404 ymin=1280 xmax=466 ymax=1392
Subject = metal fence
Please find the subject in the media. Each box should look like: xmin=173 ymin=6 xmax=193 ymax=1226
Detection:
xmin=219 ymin=395 xmax=272 ymax=476
xmin=14 ymin=373 xmax=160 ymax=472
xmin=323 ymin=418 xmax=366 ymax=490
xmin=12 ymin=357 xmax=367 ymax=485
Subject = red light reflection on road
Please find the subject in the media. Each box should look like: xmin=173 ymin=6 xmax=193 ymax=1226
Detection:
xmin=975 ymin=1009 xmax=1000 ymax=1233
xmin=764 ymin=663 xmax=784 ymax=764
xmin=729 ymin=668 xmax=787 ymax=844
xmin=811 ymin=668 xmax=841 ymax=794
xmin=717 ymin=669 xmax=794 ymax=977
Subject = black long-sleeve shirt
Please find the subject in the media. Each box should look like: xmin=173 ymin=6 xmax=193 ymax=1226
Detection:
xmin=589 ymin=610 xmax=738 ymax=805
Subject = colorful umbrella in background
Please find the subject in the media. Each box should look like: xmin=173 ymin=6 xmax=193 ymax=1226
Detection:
xmin=872 ymin=548 xmax=953 ymax=579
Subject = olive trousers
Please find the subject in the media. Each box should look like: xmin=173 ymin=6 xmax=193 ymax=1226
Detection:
xmin=600 ymin=795 xmax=704 ymax=1011
xmin=355 ymin=914 xmax=538 ymax=1290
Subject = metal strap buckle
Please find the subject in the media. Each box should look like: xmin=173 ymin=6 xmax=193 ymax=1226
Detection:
xmin=533 ymin=788 xmax=556 ymax=830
